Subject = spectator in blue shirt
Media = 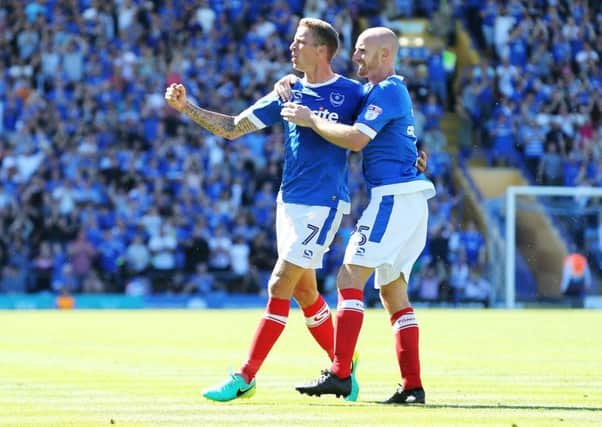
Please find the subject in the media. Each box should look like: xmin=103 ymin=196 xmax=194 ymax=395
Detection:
xmin=461 ymin=221 xmax=485 ymax=267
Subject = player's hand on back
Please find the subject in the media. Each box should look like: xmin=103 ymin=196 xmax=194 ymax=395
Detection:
xmin=274 ymin=74 xmax=300 ymax=102
xmin=416 ymin=150 xmax=428 ymax=173
xmin=164 ymin=83 xmax=187 ymax=112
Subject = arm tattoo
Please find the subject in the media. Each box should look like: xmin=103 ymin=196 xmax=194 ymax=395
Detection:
xmin=183 ymin=101 xmax=257 ymax=140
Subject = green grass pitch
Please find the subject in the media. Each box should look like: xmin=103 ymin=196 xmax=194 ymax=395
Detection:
xmin=1 ymin=309 xmax=601 ymax=426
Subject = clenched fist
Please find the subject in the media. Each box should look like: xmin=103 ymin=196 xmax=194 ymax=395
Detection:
xmin=164 ymin=83 xmax=187 ymax=112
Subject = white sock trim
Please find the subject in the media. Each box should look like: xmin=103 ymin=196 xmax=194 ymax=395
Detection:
xmin=392 ymin=312 xmax=417 ymax=333
xmin=337 ymin=299 xmax=364 ymax=313
xmin=264 ymin=313 xmax=288 ymax=326
xmin=305 ymin=304 xmax=330 ymax=327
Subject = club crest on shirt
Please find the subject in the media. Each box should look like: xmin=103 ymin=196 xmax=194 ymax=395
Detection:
xmin=329 ymin=92 xmax=345 ymax=107
xmin=364 ymin=104 xmax=382 ymax=121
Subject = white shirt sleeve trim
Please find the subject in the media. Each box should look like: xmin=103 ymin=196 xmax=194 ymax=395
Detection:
xmin=235 ymin=109 xmax=266 ymax=130
xmin=354 ymin=122 xmax=377 ymax=139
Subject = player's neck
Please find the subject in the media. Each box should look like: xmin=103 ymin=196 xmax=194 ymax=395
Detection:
xmin=368 ymin=67 xmax=395 ymax=85
xmin=303 ymin=64 xmax=336 ymax=84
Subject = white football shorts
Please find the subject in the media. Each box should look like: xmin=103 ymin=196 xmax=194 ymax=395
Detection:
xmin=276 ymin=200 xmax=349 ymax=269
xmin=344 ymin=189 xmax=430 ymax=288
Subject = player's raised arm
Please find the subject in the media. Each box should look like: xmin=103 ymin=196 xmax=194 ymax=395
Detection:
xmin=164 ymin=83 xmax=259 ymax=140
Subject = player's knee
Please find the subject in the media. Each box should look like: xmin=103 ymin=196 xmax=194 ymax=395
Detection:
xmin=379 ymin=282 xmax=411 ymax=314
xmin=293 ymin=285 xmax=318 ymax=307
xmin=267 ymin=269 xmax=298 ymax=298
xmin=267 ymin=275 xmax=286 ymax=295
xmin=335 ymin=268 xmax=351 ymax=289
xmin=335 ymin=265 xmax=366 ymax=290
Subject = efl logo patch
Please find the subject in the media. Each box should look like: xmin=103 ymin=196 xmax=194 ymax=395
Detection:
xmin=329 ymin=92 xmax=345 ymax=107
xmin=292 ymin=91 xmax=303 ymax=103
xmin=303 ymin=249 xmax=314 ymax=259
xmin=364 ymin=104 xmax=382 ymax=121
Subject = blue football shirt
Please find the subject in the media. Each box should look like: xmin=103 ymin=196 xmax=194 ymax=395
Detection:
xmin=238 ymin=75 xmax=364 ymax=208
xmin=354 ymin=75 xmax=436 ymax=198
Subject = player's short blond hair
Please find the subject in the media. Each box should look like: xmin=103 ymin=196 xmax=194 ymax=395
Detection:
xmin=298 ymin=18 xmax=339 ymax=61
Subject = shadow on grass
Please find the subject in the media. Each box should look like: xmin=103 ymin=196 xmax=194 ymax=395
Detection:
xmin=306 ymin=402 xmax=602 ymax=412
xmin=375 ymin=402 xmax=602 ymax=412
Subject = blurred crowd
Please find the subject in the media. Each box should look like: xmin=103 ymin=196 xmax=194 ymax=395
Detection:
xmin=456 ymin=0 xmax=602 ymax=184
xmin=452 ymin=0 xmax=602 ymax=285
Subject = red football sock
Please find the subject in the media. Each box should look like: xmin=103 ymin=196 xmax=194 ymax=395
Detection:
xmin=331 ymin=288 xmax=364 ymax=378
xmin=302 ymin=295 xmax=334 ymax=361
xmin=239 ymin=297 xmax=290 ymax=382
xmin=391 ymin=307 xmax=422 ymax=389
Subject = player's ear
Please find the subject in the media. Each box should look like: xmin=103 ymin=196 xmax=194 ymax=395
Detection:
xmin=317 ymin=44 xmax=328 ymax=60
xmin=381 ymin=46 xmax=391 ymax=62
xmin=316 ymin=44 xmax=323 ymax=57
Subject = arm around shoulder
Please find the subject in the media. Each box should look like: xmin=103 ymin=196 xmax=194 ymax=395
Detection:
xmin=280 ymin=101 xmax=371 ymax=151
xmin=311 ymin=119 xmax=371 ymax=152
